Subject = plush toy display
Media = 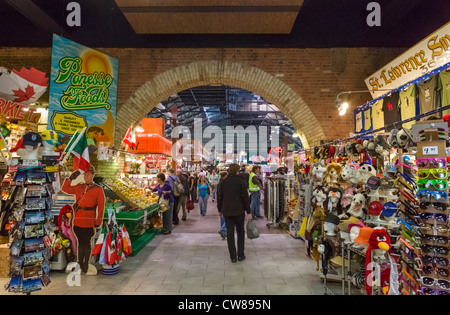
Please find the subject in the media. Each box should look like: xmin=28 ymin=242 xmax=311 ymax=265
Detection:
xmin=325 ymin=162 xmax=342 ymax=184
xmin=312 ymin=186 xmax=327 ymax=209
xmin=311 ymin=161 xmax=327 ymax=182
xmin=341 ymin=192 xmax=367 ymax=220
xmin=396 ymin=128 xmax=415 ymax=150
xmin=356 ymin=163 xmax=377 ymax=184
xmin=327 ymin=187 xmax=343 ymax=215
xmin=374 ymin=135 xmax=391 ymax=157
xmin=341 ymin=164 xmax=359 ymax=184
xmin=341 ymin=187 xmax=357 ymax=210
xmin=365 ymin=227 xmax=400 ymax=295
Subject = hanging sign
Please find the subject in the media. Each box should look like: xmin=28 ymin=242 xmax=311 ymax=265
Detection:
xmin=48 ymin=34 xmax=118 ymax=148
xmin=366 ymin=21 xmax=450 ymax=99
xmin=0 ymin=97 xmax=41 ymax=122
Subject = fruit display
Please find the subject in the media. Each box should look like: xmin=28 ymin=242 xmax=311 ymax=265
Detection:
xmin=103 ymin=178 xmax=159 ymax=210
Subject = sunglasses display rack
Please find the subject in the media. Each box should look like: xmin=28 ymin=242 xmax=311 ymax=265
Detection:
xmin=398 ymin=123 xmax=450 ymax=295
xmin=2 ymin=158 xmax=60 ymax=294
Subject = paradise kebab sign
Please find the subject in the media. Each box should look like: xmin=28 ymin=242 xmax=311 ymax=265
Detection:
xmin=366 ymin=21 xmax=450 ymax=99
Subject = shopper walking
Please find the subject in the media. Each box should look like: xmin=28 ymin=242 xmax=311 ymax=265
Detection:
xmin=216 ymin=171 xmax=228 ymax=239
xmin=189 ymin=172 xmax=198 ymax=203
xmin=176 ymin=169 xmax=190 ymax=221
xmin=208 ymin=169 xmax=219 ymax=202
xmin=239 ymin=165 xmax=250 ymax=190
xmin=197 ymin=175 xmax=210 ymax=216
xmin=218 ymin=164 xmax=252 ymax=263
xmin=249 ymin=165 xmax=264 ymax=219
xmin=153 ymin=173 xmax=173 ymax=235
xmin=167 ymin=168 xmax=181 ymax=225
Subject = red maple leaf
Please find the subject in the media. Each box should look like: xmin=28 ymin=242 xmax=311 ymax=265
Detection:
xmin=12 ymin=85 xmax=35 ymax=103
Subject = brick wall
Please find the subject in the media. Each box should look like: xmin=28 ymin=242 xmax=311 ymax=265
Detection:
xmin=0 ymin=46 xmax=405 ymax=148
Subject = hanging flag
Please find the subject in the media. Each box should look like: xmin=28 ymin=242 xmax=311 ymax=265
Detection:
xmin=71 ymin=129 xmax=90 ymax=173
xmin=59 ymin=129 xmax=80 ymax=163
xmin=123 ymin=127 xmax=136 ymax=148
xmin=0 ymin=67 xmax=49 ymax=105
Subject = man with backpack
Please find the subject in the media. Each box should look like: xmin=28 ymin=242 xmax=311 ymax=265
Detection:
xmin=167 ymin=168 xmax=184 ymax=225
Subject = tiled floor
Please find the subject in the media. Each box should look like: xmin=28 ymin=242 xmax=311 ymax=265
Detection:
xmin=0 ymin=197 xmax=332 ymax=295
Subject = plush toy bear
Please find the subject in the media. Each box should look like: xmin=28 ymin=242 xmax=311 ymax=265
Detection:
xmin=325 ymin=163 xmax=342 ymax=184
xmin=356 ymin=163 xmax=377 ymax=184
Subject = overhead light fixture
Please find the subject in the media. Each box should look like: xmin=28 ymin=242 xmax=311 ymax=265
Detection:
xmin=292 ymin=133 xmax=300 ymax=138
xmin=336 ymin=89 xmax=391 ymax=116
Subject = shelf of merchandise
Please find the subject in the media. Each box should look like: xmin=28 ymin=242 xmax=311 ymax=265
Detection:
xmin=101 ymin=178 xmax=162 ymax=257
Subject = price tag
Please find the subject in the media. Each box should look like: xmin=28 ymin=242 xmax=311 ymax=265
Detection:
xmin=45 ymin=165 xmax=58 ymax=173
xmin=22 ymin=159 xmax=38 ymax=166
xmin=422 ymin=146 xmax=439 ymax=155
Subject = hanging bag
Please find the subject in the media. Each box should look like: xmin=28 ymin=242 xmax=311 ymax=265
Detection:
xmin=246 ymin=219 xmax=259 ymax=239
xmin=186 ymin=196 xmax=194 ymax=212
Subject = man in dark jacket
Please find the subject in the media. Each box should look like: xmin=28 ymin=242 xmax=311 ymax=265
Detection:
xmin=218 ymin=164 xmax=252 ymax=263
xmin=176 ymin=169 xmax=190 ymax=222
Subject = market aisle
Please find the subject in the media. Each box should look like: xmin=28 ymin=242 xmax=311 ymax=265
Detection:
xmin=0 ymin=197 xmax=326 ymax=295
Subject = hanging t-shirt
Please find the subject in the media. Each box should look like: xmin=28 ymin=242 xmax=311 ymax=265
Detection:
xmin=364 ymin=107 xmax=372 ymax=131
xmin=438 ymin=70 xmax=450 ymax=115
xmin=371 ymin=99 xmax=384 ymax=131
xmin=399 ymin=84 xmax=417 ymax=129
xmin=355 ymin=110 xmax=363 ymax=133
xmin=382 ymin=91 xmax=401 ymax=131
xmin=418 ymin=74 xmax=438 ymax=115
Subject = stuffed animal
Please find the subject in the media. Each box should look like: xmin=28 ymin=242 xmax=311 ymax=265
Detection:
xmin=365 ymin=227 xmax=400 ymax=295
xmin=340 ymin=187 xmax=357 ymax=210
xmin=396 ymin=128 xmax=415 ymax=150
xmin=388 ymin=128 xmax=400 ymax=148
xmin=327 ymin=187 xmax=343 ymax=215
xmin=312 ymin=186 xmax=328 ymax=209
xmin=58 ymin=204 xmax=77 ymax=257
xmin=365 ymin=139 xmax=377 ymax=158
xmin=311 ymin=161 xmax=327 ymax=182
xmin=340 ymin=192 xmax=367 ymax=220
xmin=374 ymin=135 xmax=391 ymax=157
xmin=341 ymin=164 xmax=359 ymax=184
xmin=356 ymin=163 xmax=377 ymax=184
xmin=325 ymin=163 xmax=342 ymax=184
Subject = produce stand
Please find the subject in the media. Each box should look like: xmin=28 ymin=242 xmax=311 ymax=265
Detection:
xmin=101 ymin=178 xmax=161 ymax=256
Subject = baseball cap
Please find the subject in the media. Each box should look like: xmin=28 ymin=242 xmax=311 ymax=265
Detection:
xmin=40 ymin=130 xmax=60 ymax=145
xmin=22 ymin=132 xmax=42 ymax=147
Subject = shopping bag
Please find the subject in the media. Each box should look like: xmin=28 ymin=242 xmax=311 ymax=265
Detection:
xmin=298 ymin=217 xmax=308 ymax=237
xmin=246 ymin=219 xmax=259 ymax=239
xmin=159 ymin=196 xmax=169 ymax=212
xmin=186 ymin=197 xmax=194 ymax=212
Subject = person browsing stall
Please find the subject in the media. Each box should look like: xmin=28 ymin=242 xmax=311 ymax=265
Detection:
xmin=153 ymin=173 xmax=174 ymax=235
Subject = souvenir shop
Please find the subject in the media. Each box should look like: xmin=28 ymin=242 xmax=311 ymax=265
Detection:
xmin=292 ymin=23 xmax=450 ymax=294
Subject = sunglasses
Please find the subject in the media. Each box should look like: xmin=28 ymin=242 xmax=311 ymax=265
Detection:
xmin=416 ymin=158 xmax=448 ymax=169
xmin=417 ymin=169 xmax=448 ymax=180
xmin=422 ymin=234 xmax=450 ymax=244
xmin=421 ymin=276 xmax=450 ymax=290
xmin=416 ymin=190 xmax=448 ymax=202
xmin=421 ymin=255 xmax=450 ymax=267
xmin=421 ymin=244 xmax=450 ymax=256
xmin=421 ymin=288 xmax=450 ymax=295
xmin=417 ymin=179 xmax=448 ymax=191
xmin=418 ymin=127 xmax=446 ymax=135
xmin=419 ymin=201 xmax=448 ymax=212
xmin=419 ymin=212 xmax=449 ymax=223
xmin=422 ymin=265 xmax=450 ymax=277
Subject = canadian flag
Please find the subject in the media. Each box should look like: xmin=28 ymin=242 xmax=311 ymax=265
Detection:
xmin=0 ymin=67 xmax=48 ymax=105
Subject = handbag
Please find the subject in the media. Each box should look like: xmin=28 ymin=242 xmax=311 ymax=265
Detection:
xmin=246 ymin=219 xmax=259 ymax=239
xmin=186 ymin=196 xmax=194 ymax=212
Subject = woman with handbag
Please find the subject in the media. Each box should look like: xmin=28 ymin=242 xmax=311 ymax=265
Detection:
xmin=153 ymin=173 xmax=174 ymax=235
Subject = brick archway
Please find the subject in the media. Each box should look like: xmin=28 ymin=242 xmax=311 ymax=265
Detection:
xmin=114 ymin=60 xmax=325 ymax=149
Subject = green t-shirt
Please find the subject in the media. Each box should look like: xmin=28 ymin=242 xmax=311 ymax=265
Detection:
xmin=438 ymin=71 xmax=450 ymax=116
xmin=372 ymin=99 xmax=384 ymax=130
xmin=399 ymin=84 xmax=417 ymax=129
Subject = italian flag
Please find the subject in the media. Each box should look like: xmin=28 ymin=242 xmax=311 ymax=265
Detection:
xmin=69 ymin=128 xmax=90 ymax=173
